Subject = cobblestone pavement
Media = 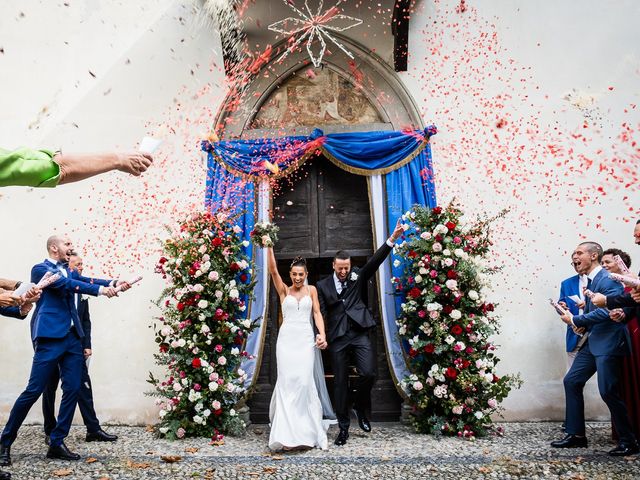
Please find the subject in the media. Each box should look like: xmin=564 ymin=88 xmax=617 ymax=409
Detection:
xmin=1 ymin=422 xmax=639 ymax=479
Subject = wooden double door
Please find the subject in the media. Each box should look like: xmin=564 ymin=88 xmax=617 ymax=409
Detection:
xmin=247 ymin=156 xmax=402 ymax=423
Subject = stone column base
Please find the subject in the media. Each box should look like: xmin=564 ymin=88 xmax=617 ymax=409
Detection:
xmin=400 ymin=401 xmax=414 ymax=425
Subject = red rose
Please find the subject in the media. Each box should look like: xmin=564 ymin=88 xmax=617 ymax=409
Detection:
xmin=192 ymin=358 xmax=202 ymax=368
xmin=158 ymin=257 xmax=168 ymax=264
xmin=214 ymin=408 xmax=223 ymax=416
xmin=451 ymin=325 xmax=463 ymax=335
xmin=408 ymin=287 xmax=422 ymax=299
xmin=445 ymin=367 xmax=457 ymax=380
xmin=424 ymin=344 xmax=435 ymax=354
xmin=408 ymin=250 xmax=418 ymax=259
xmin=408 ymin=348 xmax=418 ymax=358
xmin=493 ymin=374 xmax=500 ymax=383
xmin=432 ymin=207 xmax=442 ymax=214
xmin=445 ymin=221 xmax=457 ymax=231
xmin=446 ymin=270 xmax=457 ymax=279
xmin=230 ymin=262 xmax=240 ymax=272
xmin=442 ymin=305 xmax=453 ymax=315
xmin=212 ymin=237 xmax=222 ymax=247
xmin=461 ymin=359 xmax=471 ymax=369
xmin=177 ymin=302 xmax=185 ymax=312
xmin=240 ymin=274 xmax=248 ymax=282
xmin=159 ymin=344 xmax=168 ymax=353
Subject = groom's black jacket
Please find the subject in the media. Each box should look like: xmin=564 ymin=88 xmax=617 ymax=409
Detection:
xmin=317 ymin=242 xmax=392 ymax=343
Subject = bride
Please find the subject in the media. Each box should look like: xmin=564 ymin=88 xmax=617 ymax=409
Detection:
xmin=265 ymin=247 xmax=334 ymax=451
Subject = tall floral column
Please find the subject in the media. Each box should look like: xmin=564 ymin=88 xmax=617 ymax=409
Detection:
xmin=148 ymin=211 xmax=257 ymax=442
xmin=393 ymin=203 xmax=521 ymax=439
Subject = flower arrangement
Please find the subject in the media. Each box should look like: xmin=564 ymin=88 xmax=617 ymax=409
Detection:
xmin=148 ymin=211 xmax=257 ymax=442
xmin=250 ymin=221 xmax=279 ymax=247
xmin=393 ymin=203 xmax=521 ymax=439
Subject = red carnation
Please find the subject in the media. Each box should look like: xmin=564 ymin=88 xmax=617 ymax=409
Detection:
xmin=424 ymin=344 xmax=435 ymax=354
xmin=445 ymin=221 xmax=457 ymax=231
xmin=451 ymin=325 xmax=463 ymax=335
xmin=445 ymin=367 xmax=458 ymax=380
xmin=432 ymin=207 xmax=442 ymax=214
xmin=408 ymin=287 xmax=422 ymax=299
xmin=192 ymin=358 xmax=202 ymax=368
xmin=446 ymin=270 xmax=457 ymax=279
xmin=212 ymin=237 xmax=222 ymax=247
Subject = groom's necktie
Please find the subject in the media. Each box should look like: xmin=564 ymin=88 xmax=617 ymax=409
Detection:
xmin=339 ymin=280 xmax=347 ymax=297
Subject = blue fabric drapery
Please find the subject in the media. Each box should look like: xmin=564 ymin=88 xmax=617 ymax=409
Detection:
xmin=203 ymin=126 xmax=437 ymax=389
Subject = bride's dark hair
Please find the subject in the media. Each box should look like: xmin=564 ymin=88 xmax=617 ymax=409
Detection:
xmin=290 ymin=256 xmax=307 ymax=271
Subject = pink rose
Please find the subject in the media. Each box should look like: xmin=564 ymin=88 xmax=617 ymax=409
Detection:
xmin=176 ymin=427 xmax=185 ymax=439
xmin=215 ymin=344 xmax=223 ymax=353
xmin=430 ymin=270 xmax=438 ymax=278
xmin=453 ymin=236 xmax=462 ymax=244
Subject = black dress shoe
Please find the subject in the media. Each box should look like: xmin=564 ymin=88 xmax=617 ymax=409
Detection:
xmin=86 ymin=429 xmax=118 ymax=442
xmin=0 ymin=469 xmax=11 ymax=480
xmin=609 ymin=443 xmax=640 ymax=456
xmin=334 ymin=428 xmax=349 ymax=446
xmin=0 ymin=445 xmax=10 ymax=466
xmin=46 ymin=442 xmax=81 ymax=461
xmin=550 ymin=434 xmax=588 ymax=448
xmin=353 ymin=409 xmax=371 ymax=433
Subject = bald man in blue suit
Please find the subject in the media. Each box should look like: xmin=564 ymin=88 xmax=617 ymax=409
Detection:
xmin=0 ymin=235 xmax=129 ymax=465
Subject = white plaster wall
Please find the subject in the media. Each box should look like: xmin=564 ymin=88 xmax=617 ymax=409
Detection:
xmin=1 ymin=0 xmax=639 ymax=426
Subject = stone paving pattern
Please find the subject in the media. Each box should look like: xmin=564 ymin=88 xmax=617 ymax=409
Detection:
xmin=1 ymin=422 xmax=639 ymax=479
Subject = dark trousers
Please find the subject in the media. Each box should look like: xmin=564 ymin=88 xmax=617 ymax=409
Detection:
xmin=0 ymin=332 xmax=83 ymax=448
xmin=564 ymin=341 xmax=637 ymax=445
xmin=42 ymin=358 xmax=100 ymax=435
xmin=329 ymin=327 xmax=377 ymax=430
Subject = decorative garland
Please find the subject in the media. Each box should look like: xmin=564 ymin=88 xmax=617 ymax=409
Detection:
xmin=148 ymin=211 xmax=257 ymax=442
xmin=393 ymin=203 xmax=522 ymax=439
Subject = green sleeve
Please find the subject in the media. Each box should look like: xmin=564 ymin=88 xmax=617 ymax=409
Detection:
xmin=0 ymin=147 xmax=61 ymax=188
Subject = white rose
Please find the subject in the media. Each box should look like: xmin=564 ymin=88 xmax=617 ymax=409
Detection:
xmin=450 ymin=309 xmax=462 ymax=320
xmin=218 ymin=356 xmax=227 ymax=366
xmin=177 ymin=338 xmax=186 ymax=347
xmin=414 ymin=275 xmax=423 ymax=284
xmin=215 ymin=290 xmax=223 ymax=299
xmin=159 ymin=427 xmax=169 ymax=434
xmin=442 ymin=249 xmax=451 ymax=256
xmin=432 ymin=242 xmax=442 ymax=253
xmin=393 ymin=259 xmax=401 ymax=268
xmin=193 ymin=284 xmax=204 ymax=293
xmin=233 ymin=225 xmax=242 ymax=234
xmin=413 ymin=381 xmax=424 ymax=391
xmin=231 ymin=347 xmax=240 ymax=356
xmin=211 ymin=400 xmax=221 ymax=410
xmin=474 ymin=411 xmax=484 ymax=419
xmin=445 ymin=279 xmax=458 ymax=290
xmin=420 ymin=231 xmax=432 ymax=240
xmin=419 ymin=267 xmax=428 ymax=275
xmin=208 ymin=382 xmax=219 ymax=392
xmin=160 ymin=327 xmax=172 ymax=337
xmin=173 ymin=382 xmax=182 ymax=392
xmin=454 ymin=249 xmax=465 ymax=258
xmin=193 ymin=415 xmax=203 ymax=424
xmin=230 ymin=408 xmax=237 ymax=416
xmin=229 ymin=288 xmax=239 ymax=299
xmin=198 ymin=300 xmax=209 ymax=309
xmin=443 ymin=258 xmax=454 ymax=267
xmin=198 ymin=245 xmax=207 ymax=254
xmin=241 ymin=319 xmax=252 ymax=329
xmin=200 ymin=324 xmax=211 ymax=334
xmin=444 ymin=335 xmax=455 ymax=345
xmin=208 ymin=271 xmax=219 ymax=281
xmin=159 ymin=409 xmax=167 ymax=418
xmin=226 ymin=383 xmax=235 ymax=393
xmin=452 ymin=405 xmax=463 ymax=415
xmin=468 ymin=290 xmax=479 ymax=301
xmin=484 ymin=373 xmax=494 ymax=383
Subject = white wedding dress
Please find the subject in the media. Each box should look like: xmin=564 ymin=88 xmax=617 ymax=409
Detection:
xmin=268 ymin=291 xmax=329 ymax=451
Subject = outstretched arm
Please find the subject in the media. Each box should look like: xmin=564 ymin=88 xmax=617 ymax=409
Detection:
xmin=310 ymin=286 xmax=327 ymax=349
xmin=56 ymin=152 xmax=153 ymax=184
xmin=266 ymin=247 xmax=287 ymax=301
xmin=359 ymin=218 xmax=404 ymax=281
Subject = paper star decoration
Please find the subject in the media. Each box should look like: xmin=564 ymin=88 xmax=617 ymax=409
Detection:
xmin=268 ymin=0 xmax=363 ymax=68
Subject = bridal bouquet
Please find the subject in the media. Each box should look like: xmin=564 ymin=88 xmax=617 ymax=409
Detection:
xmin=393 ymin=202 xmax=521 ymax=439
xmin=149 ymin=211 xmax=257 ymax=442
xmin=250 ymin=221 xmax=279 ymax=247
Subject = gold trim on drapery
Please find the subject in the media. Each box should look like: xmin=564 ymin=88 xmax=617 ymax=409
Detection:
xmin=206 ymin=137 xmax=430 ymax=180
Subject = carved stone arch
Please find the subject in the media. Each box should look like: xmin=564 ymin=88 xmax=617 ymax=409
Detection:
xmin=214 ymin=32 xmax=423 ymax=139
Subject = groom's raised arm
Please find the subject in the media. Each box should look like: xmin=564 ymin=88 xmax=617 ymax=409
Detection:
xmin=358 ymin=219 xmax=404 ymax=282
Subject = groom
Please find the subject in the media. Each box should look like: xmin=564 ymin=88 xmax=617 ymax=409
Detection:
xmin=317 ymin=220 xmax=403 ymax=446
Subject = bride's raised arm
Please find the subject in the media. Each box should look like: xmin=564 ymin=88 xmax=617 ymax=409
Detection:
xmin=266 ymin=246 xmax=287 ymax=302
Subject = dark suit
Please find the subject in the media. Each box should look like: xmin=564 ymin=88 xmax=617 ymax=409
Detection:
xmin=0 ymin=306 xmax=26 ymax=319
xmin=317 ymin=242 xmax=392 ymax=429
xmin=564 ymin=267 xmax=636 ymax=445
xmin=0 ymin=260 xmax=110 ymax=449
xmin=42 ymin=295 xmax=101 ymax=435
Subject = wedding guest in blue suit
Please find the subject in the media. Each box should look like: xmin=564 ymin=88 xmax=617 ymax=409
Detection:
xmin=0 ymin=235 xmax=129 ymax=465
xmin=551 ymin=241 xmax=639 ymax=456
xmin=41 ymin=253 xmax=118 ymax=446
xmin=558 ymin=253 xmax=588 ymax=369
